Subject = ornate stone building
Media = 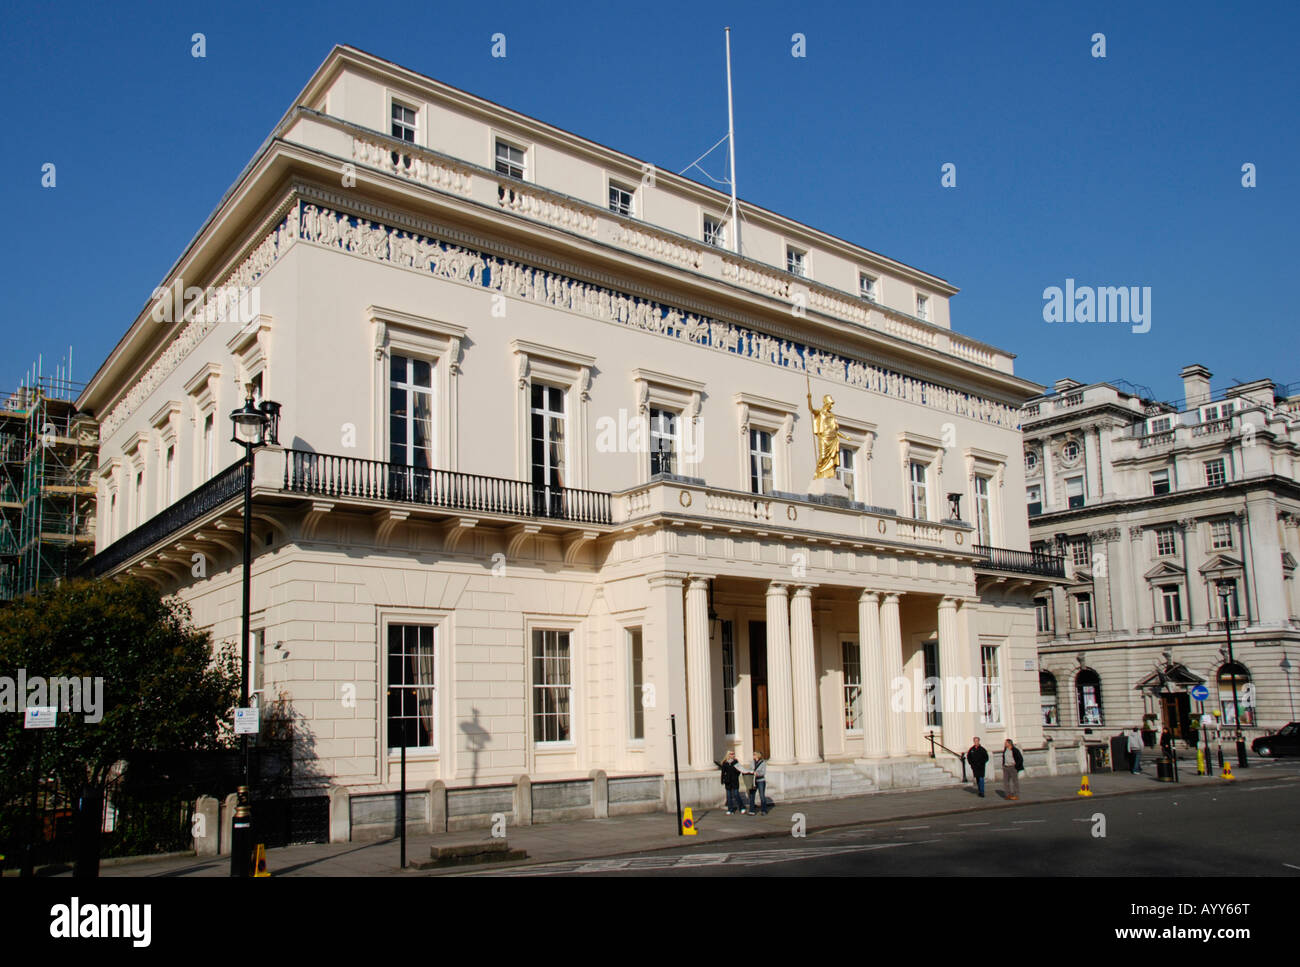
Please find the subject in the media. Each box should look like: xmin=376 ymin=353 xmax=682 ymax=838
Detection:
xmin=78 ymin=46 xmax=1066 ymax=837
xmin=1024 ymin=366 xmax=1300 ymax=749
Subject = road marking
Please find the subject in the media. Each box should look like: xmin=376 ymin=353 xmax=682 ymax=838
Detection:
xmin=898 ymin=825 xmax=930 ymax=830
xmin=1284 ymin=863 xmax=1300 ymax=871
xmin=958 ymin=821 xmax=990 ymax=826
xmin=1012 ymin=819 xmax=1045 ymax=825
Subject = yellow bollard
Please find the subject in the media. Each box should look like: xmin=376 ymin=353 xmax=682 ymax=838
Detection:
xmin=1077 ymin=774 xmax=1093 ymax=797
xmin=1221 ymin=761 xmax=1235 ymax=782
xmin=681 ymin=807 xmax=698 ymax=835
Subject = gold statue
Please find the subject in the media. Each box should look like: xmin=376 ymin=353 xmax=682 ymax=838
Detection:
xmin=807 ymin=385 xmax=848 ymax=479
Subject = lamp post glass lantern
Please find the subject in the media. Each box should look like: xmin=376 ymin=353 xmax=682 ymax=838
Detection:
xmin=229 ymin=389 xmax=281 ymax=875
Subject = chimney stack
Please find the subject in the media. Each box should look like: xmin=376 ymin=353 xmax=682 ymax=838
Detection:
xmin=1180 ymin=364 xmax=1212 ymax=411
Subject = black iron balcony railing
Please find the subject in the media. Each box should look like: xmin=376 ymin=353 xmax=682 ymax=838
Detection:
xmin=284 ymin=450 xmax=612 ymax=525
xmin=974 ymin=544 xmax=1066 ymax=578
xmin=82 ymin=457 xmax=248 ymax=578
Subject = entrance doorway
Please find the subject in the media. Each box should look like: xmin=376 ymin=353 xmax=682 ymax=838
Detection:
xmin=1160 ymin=691 xmax=1192 ymax=741
xmin=749 ymin=621 xmax=769 ymax=758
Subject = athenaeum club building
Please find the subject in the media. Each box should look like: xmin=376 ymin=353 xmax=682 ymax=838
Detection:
xmin=78 ymin=46 xmax=1067 ymax=834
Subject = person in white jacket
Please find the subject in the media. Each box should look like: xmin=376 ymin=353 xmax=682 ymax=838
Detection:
xmin=1127 ymin=727 xmax=1143 ymax=774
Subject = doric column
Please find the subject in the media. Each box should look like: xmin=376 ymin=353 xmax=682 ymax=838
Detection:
xmin=858 ymin=591 xmax=886 ymax=758
xmin=684 ymin=576 xmax=714 ymax=770
xmin=765 ymin=583 xmax=795 ymax=764
xmin=879 ymin=592 xmax=906 ymax=756
xmin=790 ymin=586 xmax=820 ymax=763
xmin=937 ymin=596 xmax=966 ymax=744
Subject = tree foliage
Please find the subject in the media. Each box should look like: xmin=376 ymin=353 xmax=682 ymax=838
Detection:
xmin=0 ymin=577 xmax=239 ymax=798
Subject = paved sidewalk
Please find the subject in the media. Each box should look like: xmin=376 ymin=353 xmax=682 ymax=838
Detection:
xmin=65 ymin=757 xmax=1296 ymax=877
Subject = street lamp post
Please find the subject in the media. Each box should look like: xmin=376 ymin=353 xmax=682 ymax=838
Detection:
xmin=229 ymin=389 xmax=281 ymax=877
xmin=1216 ymin=580 xmax=1249 ymax=770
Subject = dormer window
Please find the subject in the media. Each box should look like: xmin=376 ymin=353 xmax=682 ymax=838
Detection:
xmin=703 ymin=216 xmax=726 ymax=248
xmin=608 ymin=181 xmax=635 ymax=217
xmin=916 ymin=294 xmax=929 ymax=320
xmin=859 ymin=273 xmax=877 ymax=302
xmin=495 ymin=139 xmax=526 ymax=179
xmin=786 ymin=247 xmax=806 ymax=278
xmin=391 ymin=102 xmax=417 ymax=143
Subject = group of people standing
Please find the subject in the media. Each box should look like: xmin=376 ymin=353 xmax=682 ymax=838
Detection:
xmin=965 ymin=737 xmax=1024 ymax=800
xmin=716 ymin=751 xmax=772 ymax=815
xmin=1126 ymin=726 xmax=1176 ymax=773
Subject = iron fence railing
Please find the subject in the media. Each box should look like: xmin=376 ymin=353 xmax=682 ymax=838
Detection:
xmin=974 ymin=544 xmax=1066 ymax=578
xmin=80 ymin=458 xmax=248 ymax=578
xmin=284 ymin=450 xmax=612 ymax=525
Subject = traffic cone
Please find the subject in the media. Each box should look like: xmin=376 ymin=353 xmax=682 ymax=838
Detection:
xmin=681 ymin=807 xmax=698 ymax=835
xmin=1221 ymin=761 xmax=1235 ymax=782
xmin=1077 ymin=774 xmax=1092 ymax=797
xmin=253 ymin=843 xmax=271 ymax=876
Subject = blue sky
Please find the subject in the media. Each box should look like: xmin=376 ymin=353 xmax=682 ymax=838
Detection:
xmin=2 ymin=0 xmax=1296 ymax=406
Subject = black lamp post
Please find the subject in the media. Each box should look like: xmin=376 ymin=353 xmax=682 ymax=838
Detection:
xmin=229 ymin=388 xmax=280 ymax=876
xmin=1216 ymin=580 xmax=1249 ymax=770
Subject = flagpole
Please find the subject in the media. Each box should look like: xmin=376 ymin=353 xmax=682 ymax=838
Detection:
xmin=725 ymin=27 xmax=740 ymax=255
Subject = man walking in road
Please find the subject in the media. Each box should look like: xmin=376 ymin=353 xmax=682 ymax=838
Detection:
xmin=967 ymin=737 xmax=990 ymax=798
xmin=1127 ymin=727 xmax=1143 ymax=774
xmin=1001 ymin=738 xmax=1024 ymax=800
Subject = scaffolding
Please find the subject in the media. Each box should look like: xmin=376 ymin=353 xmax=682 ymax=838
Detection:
xmin=0 ymin=354 xmax=98 ymax=600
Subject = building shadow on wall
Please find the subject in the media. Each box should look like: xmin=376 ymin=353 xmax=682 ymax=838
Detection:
xmin=459 ymin=708 xmax=492 ymax=787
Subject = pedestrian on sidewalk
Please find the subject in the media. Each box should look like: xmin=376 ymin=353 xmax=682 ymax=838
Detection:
xmin=966 ymin=736 xmax=989 ymax=798
xmin=1001 ymin=738 xmax=1024 ymax=800
xmin=716 ymin=751 xmax=744 ymax=814
xmin=751 ymin=753 xmax=771 ymax=815
xmin=739 ymin=759 xmax=756 ymax=814
xmin=1127 ymin=727 xmax=1143 ymax=774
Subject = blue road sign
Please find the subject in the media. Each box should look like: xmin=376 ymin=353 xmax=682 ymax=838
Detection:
xmin=1190 ymin=684 xmax=1210 ymax=701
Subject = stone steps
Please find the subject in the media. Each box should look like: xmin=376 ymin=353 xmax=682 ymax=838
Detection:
xmin=828 ymin=763 xmax=877 ymax=797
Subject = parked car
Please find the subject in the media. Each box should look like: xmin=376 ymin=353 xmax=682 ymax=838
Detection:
xmin=1251 ymin=723 xmax=1300 ymax=757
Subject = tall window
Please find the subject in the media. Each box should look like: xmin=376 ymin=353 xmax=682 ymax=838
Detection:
xmin=1034 ymin=596 xmax=1052 ymax=633
xmin=915 ymin=294 xmax=929 ymax=320
xmin=627 ymin=627 xmax=644 ymax=742
xmin=164 ymin=445 xmax=175 ymax=506
xmin=649 ymin=407 xmax=678 ymax=477
xmin=837 ymin=447 xmax=856 ymax=496
xmin=703 ymin=216 xmax=726 ymax=248
xmin=721 ymin=621 xmax=736 ymax=736
xmin=1076 ymin=669 xmax=1103 ymax=726
xmin=1150 ymin=469 xmax=1171 ymax=495
xmin=1065 ymin=475 xmax=1085 ymax=508
xmin=608 ymin=182 xmax=634 ymax=217
xmin=786 ymin=246 xmax=806 ymax=278
xmin=391 ymin=102 xmax=417 ymax=143
xmin=202 ymin=413 xmax=215 ymax=479
xmin=973 ymin=475 xmax=992 ymax=545
xmin=134 ymin=470 xmax=144 ymax=526
xmin=495 ymin=139 xmax=525 ymax=179
xmin=1155 ymin=527 xmax=1177 ymax=557
xmin=1040 ymin=672 xmax=1059 ymax=726
xmin=1210 ymin=519 xmax=1235 ymax=550
xmin=1074 ymin=592 xmax=1095 ymax=630
xmin=251 ymin=628 xmax=266 ymax=700
xmin=841 ymin=639 xmax=862 ymax=732
xmin=749 ymin=429 xmax=773 ymax=494
xmin=922 ymin=640 xmax=941 ymax=727
xmin=532 ymin=629 xmax=572 ymax=743
xmin=859 ymin=273 xmax=877 ymax=301
xmin=1159 ymin=584 xmax=1183 ymax=623
xmin=1204 ymin=458 xmax=1226 ymax=487
xmin=980 ymin=645 xmax=1001 ymax=725
xmin=1068 ymin=537 xmax=1090 ymax=568
xmin=108 ymin=493 xmax=116 ymax=542
xmin=388 ymin=624 xmax=436 ymax=750
xmin=1026 ymin=484 xmax=1042 ymax=516
xmin=389 ymin=354 xmax=434 ymax=469
xmin=909 ymin=460 xmax=929 ymax=520
xmin=531 ymin=383 xmax=567 ymax=513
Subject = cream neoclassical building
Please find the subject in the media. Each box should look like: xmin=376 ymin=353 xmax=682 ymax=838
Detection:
xmin=79 ymin=46 xmax=1069 ymax=837
xmin=1024 ymin=367 xmax=1300 ymax=749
